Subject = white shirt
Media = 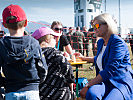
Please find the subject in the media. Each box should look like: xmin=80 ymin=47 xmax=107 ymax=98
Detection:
xmin=96 ymin=45 xmax=106 ymax=71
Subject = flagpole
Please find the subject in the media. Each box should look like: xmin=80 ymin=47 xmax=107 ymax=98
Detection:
xmin=119 ymin=0 xmax=121 ymax=36
xmin=105 ymin=0 xmax=106 ymax=12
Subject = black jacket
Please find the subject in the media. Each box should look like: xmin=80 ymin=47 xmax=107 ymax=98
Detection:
xmin=0 ymin=36 xmax=47 ymax=93
xmin=39 ymin=47 xmax=75 ymax=100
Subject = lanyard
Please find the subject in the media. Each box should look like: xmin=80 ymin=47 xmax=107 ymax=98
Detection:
xmin=55 ymin=39 xmax=60 ymax=50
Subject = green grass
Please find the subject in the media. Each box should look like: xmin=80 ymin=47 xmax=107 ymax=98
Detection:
xmin=73 ymin=43 xmax=133 ymax=81
xmin=72 ymin=63 xmax=96 ymax=81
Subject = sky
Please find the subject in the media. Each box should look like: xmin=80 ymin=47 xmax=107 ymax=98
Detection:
xmin=0 ymin=0 xmax=133 ymax=28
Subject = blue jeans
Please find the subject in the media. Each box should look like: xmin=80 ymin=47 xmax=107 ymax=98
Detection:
xmin=86 ymin=82 xmax=124 ymax=100
xmin=5 ymin=90 xmax=40 ymax=100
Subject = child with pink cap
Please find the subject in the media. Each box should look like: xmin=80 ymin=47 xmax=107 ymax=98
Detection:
xmin=32 ymin=27 xmax=75 ymax=100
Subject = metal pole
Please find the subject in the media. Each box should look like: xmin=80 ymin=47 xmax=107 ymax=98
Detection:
xmin=76 ymin=65 xmax=79 ymax=97
xmin=105 ymin=0 xmax=106 ymax=12
xmin=119 ymin=0 xmax=121 ymax=36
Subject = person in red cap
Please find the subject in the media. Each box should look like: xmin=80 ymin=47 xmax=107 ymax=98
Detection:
xmin=1 ymin=4 xmax=48 ymax=100
xmin=32 ymin=27 xmax=75 ymax=100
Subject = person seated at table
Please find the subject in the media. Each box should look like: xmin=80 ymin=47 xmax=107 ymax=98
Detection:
xmin=32 ymin=27 xmax=75 ymax=100
xmin=51 ymin=21 xmax=73 ymax=58
xmin=74 ymin=13 xmax=133 ymax=100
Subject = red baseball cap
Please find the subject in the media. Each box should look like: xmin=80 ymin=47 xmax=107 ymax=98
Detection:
xmin=2 ymin=4 xmax=27 ymax=24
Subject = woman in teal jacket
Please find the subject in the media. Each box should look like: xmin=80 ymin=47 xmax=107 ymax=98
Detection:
xmin=74 ymin=13 xmax=133 ymax=100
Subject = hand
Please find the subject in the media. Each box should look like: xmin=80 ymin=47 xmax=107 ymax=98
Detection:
xmin=79 ymin=56 xmax=87 ymax=61
xmin=73 ymin=52 xmax=87 ymax=61
xmin=73 ymin=52 xmax=83 ymax=57
xmin=94 ymin=43 xmax=97 ymax=49
xmin=80 ymin=87 xmax=88 ymax=98
xmin=63 ymin=52 xmax=69 ymax=57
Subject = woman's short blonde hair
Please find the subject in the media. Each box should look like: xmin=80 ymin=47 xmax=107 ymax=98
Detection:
xmin=94 ymin=13 xmax=118 ymax=34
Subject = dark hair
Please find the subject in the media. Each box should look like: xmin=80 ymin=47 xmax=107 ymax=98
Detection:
xmin=0 ymin=31 xmax=5 ymax=38
xmin=76 ymin=26 xmax=80 ymax=30
xmin=88 ymin=28 xmax=94 ymax=32
xmin=24 ymin=31 xmax=29 ymax=35
xmin=51 ymin=21 xmax=63 ymax=29
xmin=5 ymin=20 xmax=26 ymax=30
xmin=0 ymin=31 xmax=6 ymax=34
xmin=69 ymin=27 xmax=72 ymax=30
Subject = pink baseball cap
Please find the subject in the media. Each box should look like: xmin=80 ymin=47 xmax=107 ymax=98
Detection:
xmin=32 ymin=27 xmax=61 ymax=40
xmin=2 ymin=4 xmax=27 ymax=24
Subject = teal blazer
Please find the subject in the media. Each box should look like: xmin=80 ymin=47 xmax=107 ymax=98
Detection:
xmin=94 ymin=34 xmax=133 ymax=99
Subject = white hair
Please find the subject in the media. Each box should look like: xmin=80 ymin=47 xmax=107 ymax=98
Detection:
xmin=94 ymin=13 xmax=118 ymax=34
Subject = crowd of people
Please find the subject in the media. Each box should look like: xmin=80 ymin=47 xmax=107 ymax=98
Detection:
xmin=66 ymin=25 xmax=98 ymax=58
xmin=0 ymin=4 xmax=132 ymax=100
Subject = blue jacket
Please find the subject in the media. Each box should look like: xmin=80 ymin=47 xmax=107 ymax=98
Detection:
xmin=0 ymin=36 xmax=47 ymax=93
xmin=94 ymin=34 xmax=133 ymax=99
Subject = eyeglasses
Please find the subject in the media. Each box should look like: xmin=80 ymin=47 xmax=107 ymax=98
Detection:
xmin=93 ymin=23 xmax=107 ymax=29
xmin=54 ymin=28 xmax=63 ymax=31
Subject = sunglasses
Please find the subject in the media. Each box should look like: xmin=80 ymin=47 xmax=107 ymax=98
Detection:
xmin=54 ymin=28 xmax=63 ymax=31
xmin=93 ymin=23 xmax=107 ymax=29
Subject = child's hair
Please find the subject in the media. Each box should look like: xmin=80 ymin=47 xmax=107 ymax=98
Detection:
xmin=38 ymin=34 xmax=53 ymax=44
xmin=5 ymin=20 xmax=26 ymax=30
